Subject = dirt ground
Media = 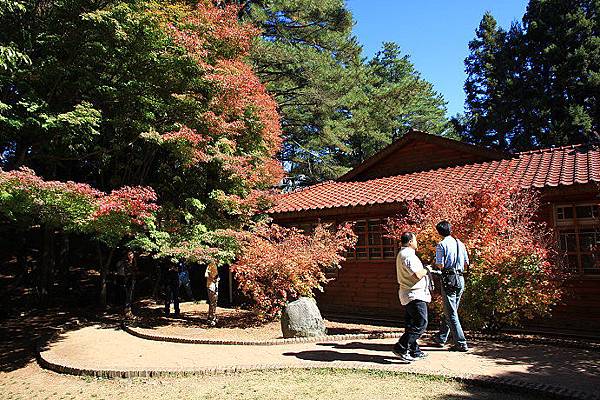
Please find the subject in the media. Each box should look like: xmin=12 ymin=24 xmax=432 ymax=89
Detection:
xmin=132 ymin=301 xmax=403 ymax=341
xmin=0 ymin=363 xmax=545 ymax=400
xmin=1 ymin=301 xmax=594 ymax=400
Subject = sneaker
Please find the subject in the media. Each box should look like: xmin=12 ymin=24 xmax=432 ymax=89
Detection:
xmin=392 ymin=344 xmax=415 ymax=362
xmin=448 ymin=345 xmax=469 ymax=352
xmin=431 ymin=338 xmax=446 ymax=348
xmin=410 ymin=351 xmax=428 ymax=359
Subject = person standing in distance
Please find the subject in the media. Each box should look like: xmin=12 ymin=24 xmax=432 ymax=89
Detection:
xmin=434 ymin=220 xmax=469 ymax=352
xmin=392 ymin=232 xmax=432 ymax=362
xmin=205 ymin=261 xmax=219 ymax=326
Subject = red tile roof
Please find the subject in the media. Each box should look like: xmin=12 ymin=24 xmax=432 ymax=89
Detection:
xmin=270 ymin=144 xmax=600 ymax=214
xmin=337 ymin=129 xmax=509 ymax=181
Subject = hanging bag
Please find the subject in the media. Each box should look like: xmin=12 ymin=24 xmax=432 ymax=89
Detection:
xmin=441 ymin=238 xmax=462 ymax=293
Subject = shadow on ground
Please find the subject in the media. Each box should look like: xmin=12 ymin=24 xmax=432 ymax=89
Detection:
xmin=429 ymin=386 xmax=548 ymax=400
xmin=282 ymin=349 xmax=410 ymax=365
xmin=468 ymin=340 xmax=600 ymax=394
xmin=0 ymin=304 xmax=122 ymax=372
xmin=132 ymin=302 xmax=266 ymax=330
xmin=0 ymin=309 xmax=71 ymax=372
xmin=130 ymin=301 xmax=405 ymax=338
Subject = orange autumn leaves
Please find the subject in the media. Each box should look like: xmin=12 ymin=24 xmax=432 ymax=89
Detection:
xmin=387 ymin=177 xmax=566 ymax=330
xmin=231 ymin=223 xmax=357 ymax=320
xmin=160 ymin=2 xmax=283 ymax=192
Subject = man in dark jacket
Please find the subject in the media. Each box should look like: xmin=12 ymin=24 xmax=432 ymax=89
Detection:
xmin=161 ymin=261 xmax=180 ymax=317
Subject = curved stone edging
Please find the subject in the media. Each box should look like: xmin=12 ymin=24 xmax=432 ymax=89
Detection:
xmin=122 ymin=322 xmax=600 ymax=351
xmin=122 ymin=322 xmax=403 ymax=345
xmin=36 ymin=352 xmax=598 ymax=400
xmin=36 ymin=323 xmax=600 ymax=399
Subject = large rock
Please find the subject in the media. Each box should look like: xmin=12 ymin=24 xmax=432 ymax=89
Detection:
xmin=281 ymin=297 xmax=327 ymax=338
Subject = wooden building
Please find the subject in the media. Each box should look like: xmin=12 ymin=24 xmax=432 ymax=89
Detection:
xmin=269 ymin=131 xmax=600 ymax=331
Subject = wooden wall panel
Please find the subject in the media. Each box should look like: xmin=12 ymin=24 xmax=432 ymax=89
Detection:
xmin=316 ymin=260 xmax=404 ymax=318
xmin=279 ymin=182 xmax=600 ymax=330
xmin=353 ymin=141 xmax=493 ymax=181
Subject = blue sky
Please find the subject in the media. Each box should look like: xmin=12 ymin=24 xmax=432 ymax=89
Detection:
xmin=346 ymin=0 xmax=528 ymax=117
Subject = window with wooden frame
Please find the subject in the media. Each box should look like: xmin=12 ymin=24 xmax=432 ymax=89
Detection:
xmin=555 ymin=204 xmax=600 ymax=275
xmin=344 ymin=219 xmax=399 ymax=261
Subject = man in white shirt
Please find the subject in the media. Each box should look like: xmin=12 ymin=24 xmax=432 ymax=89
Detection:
xmin=392 ymin=232 xmax=432 ymax=362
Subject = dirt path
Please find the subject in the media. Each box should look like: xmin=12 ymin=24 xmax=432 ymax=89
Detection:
xmin=37 ymin=325 xmax=600 ymax=398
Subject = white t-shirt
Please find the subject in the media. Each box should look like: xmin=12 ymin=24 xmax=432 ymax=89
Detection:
xmin=205 ymin=263 xmax=219 ymax=292
xmin=396 ymin=246 xmax=431 ymax=306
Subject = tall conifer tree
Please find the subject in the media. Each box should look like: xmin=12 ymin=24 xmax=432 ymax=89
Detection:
xmin=225 ymin=0 xmax=450 ymax=184
xmin=459 ymin=0 xmax=600 ymax=151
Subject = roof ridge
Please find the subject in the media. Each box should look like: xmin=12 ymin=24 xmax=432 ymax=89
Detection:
xmin=281 ymin=180 xmax=338 ymax=196
xmin=270 ymin=144 xmax=599 ymax=215
xmin=517 ymin=143 xmax=586 ymax=155
xmin=337 ymin=130 xmax=509 ymax=182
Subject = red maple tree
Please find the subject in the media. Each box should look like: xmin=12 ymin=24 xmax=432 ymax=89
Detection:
xmin=387 ymin=177 xmax=566 ymax=331
xmin=231 ymin=223 xmax=357 ymax=320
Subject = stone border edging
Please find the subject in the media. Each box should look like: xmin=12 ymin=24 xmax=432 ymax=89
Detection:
xmin=36 ymin=323 xmax=600 ymax=400
xmin=36 ymin=354 xmax=599 ymax=400
xmin=121 ymin=322 xmax=403 ymax=345
xmin=122 ymin=322 xmax=600 ymax=351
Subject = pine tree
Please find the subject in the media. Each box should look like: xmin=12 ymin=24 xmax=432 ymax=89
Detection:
xmin=239 ymin=0 xmax=361 ymax=184
xmin=461 ymin=12 xmax=506 ymax=147
xmin=521 ymin=0 xmax=600 ymax=148
xmin=224 ymin=0 xmax=450 ymax=185
xmin=339 ymin=43 xmax=449 ymax=168
xmin=460 ymin=1 xmax=600 ymax=151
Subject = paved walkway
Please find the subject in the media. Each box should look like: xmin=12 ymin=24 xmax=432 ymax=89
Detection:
xmin=39 ymin=325 xmax=600 ymax=399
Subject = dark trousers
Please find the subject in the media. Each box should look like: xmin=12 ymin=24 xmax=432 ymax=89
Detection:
xmin=115 ymin=275 xmax=126 ymax=305
xmin=180 ymin=281 xmax=194 ymax=301
xmin=164 ymin=280 xmax=180 ymax=315
xmin=396 ymin=300 xmax=428 ymax=355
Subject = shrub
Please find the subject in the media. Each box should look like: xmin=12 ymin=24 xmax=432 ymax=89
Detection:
xmin=0 ymin=167 xmax=158 ymax=245
xmin=387 ymin=177 xmax=566 ymax=332
xmin=231 ymin=222 xmax=357 ymax=320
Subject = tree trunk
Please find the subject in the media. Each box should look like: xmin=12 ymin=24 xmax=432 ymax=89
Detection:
xmin=11 ymin=141 xmax=28 ymax=169
xmin=98 ymin=245 xmax=115 ymax=309
xmin=152 ymin=265 xmax=162 ymax=300
xmin=58 ymin=233 xmax=70 ymax=294
xmin=15 ymin=233 xmax=28 ymax=286
xmin=38 ymin=227 xmax=55 ymax=305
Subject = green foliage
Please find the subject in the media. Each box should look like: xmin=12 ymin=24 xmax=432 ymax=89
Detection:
xmin=331 ymin=43 xmax=449 ymax=170
xmin=0 ymin=1 xmax=30 ymax=71
xmin=0 ymin=0 xmax=284 ymax=263
xmin=236 ymin=0 xmax=450 ymax=185
xmin=458 ymin=0 xmax=600 ymax=150
xmin=462 ymin=253 xmax=563 ymax=332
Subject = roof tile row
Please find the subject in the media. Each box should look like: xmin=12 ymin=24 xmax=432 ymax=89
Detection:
xmin=270 ymin=144 xmax=600 ymax=214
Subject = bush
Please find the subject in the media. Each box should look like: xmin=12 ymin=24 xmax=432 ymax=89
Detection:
xmin=231 ymin=222 xmax=357 ymax=320
xmin=387 ymin=177 xmax=567 ymax=332
xmin=0 ymin=167 xmax=158 ymax=245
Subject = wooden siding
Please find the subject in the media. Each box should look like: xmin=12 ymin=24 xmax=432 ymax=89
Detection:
xmin=351 ymin=140 xmax=495 ymax=181
xmin=274 ymin=186 xmax=600 ymax=330
xmin=544 ymin=279 xmax=600 ymax=331
xmin=316 ymin=260 xmax=403 ymax=318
